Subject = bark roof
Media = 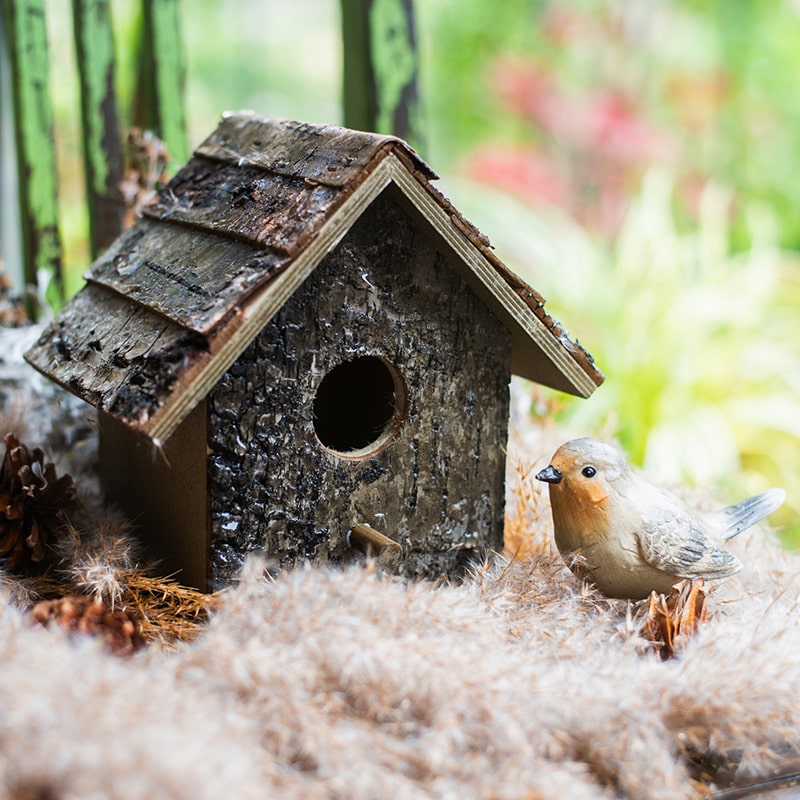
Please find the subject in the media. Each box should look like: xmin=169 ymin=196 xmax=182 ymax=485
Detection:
xmin=25 ymin=113 xmax=604 ymax=439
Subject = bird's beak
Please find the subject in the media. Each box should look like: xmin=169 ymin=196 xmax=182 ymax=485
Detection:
xmin=535 ymin=465 xmax=563 ymax=484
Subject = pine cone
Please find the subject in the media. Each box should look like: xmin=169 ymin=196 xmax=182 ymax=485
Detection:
xmin=0 ymin=434 xmax=77 ymax=573
xmin=32 ymin=595 xmax=144 ymax=656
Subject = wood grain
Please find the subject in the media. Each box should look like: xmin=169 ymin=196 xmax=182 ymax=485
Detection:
xmin=88 ymin=216 xmax=287 ymax=334
xmin=24 ymin=282 xmax=208 ymax=427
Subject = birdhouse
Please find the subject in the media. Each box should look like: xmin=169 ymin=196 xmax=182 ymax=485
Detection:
xmin=25 ymin=113 xmax=604 ymax=590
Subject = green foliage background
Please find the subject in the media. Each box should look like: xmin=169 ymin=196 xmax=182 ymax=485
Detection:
xmin=417 ymin=0 xmax=800 ymax=542
xmin=42 ymin=0 xmax=800 ymax=543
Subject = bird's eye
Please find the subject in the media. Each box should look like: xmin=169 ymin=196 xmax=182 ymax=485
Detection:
xmin=581 ymin=466 xmax=597 ymax=478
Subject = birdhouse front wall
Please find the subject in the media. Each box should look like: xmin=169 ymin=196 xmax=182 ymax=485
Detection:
xmin=206 ymin=189 xmax=512 ymax=587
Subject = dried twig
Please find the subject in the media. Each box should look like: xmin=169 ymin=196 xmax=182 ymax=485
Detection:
xmin=641 ymin=577 xmax=709 ymax=659
xmin=119 ymin=572 xmax=220 ymax=648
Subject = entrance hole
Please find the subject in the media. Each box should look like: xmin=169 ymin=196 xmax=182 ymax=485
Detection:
xmin=313 ymin=356 xmax=407 ymax=458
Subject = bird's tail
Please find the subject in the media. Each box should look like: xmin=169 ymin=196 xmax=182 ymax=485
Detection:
xmin=714 ymin=488 xmax=786 ymax=540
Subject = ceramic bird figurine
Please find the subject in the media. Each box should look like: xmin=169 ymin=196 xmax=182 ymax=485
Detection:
xmin=535 ymin=438 xmax=786 ymax=600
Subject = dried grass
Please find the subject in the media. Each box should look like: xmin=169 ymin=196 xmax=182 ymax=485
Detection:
xmin=118 ymin=571 xmax=219 ymax=647
xmin=0 ymin=356 xmax=798 ymax=798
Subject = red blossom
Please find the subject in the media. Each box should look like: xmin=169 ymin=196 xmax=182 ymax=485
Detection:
xmin=474 ymin=55 xmax=678 ymax=234
xmin=458 ymin=144 xmax=566 ymax=205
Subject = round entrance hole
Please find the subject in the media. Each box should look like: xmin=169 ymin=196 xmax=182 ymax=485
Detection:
xmin=313 ymin=356 xmax=407 ymax=458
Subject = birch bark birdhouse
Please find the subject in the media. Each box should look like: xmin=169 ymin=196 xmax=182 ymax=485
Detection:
xmin=25 ymin=113 xmax=604 ymax=590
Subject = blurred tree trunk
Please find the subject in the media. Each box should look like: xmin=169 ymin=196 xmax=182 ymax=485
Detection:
xmin=131 ymin=0 xmax=188 ymax=167
xmin=340 ymin=0 xmax=424 ymax=153
xmin=73 ymin=0 xmax=125 ymax=258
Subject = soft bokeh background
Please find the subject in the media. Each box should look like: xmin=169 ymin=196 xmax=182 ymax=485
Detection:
xmin=38 ymin=0 xmax=800 ymax=543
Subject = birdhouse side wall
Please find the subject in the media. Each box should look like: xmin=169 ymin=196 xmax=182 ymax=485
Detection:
xmin=98 ymin=401 xmax=209 ymax=589
xmin=206 ymin=189 xmax=511 ymax=587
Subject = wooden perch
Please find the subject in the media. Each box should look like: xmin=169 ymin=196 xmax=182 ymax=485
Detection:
xmin=348 ymin=523 xmax=402 ymax=571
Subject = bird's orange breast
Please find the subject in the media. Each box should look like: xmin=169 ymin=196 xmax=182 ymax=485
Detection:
xmin=550 ymin=481 xmax=611 ymax=547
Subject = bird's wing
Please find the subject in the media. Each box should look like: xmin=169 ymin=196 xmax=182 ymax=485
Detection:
xmin=637 ymin=505 xmax=742 ymax=580
xmin=707 ymin=487 xmax=786 ymax=540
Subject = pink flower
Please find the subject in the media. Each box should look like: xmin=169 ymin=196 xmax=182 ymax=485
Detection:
xmin=458 ymin=144 xmax=567 ymax=206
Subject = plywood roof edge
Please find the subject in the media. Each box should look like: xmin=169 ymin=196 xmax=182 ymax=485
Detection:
xmin=141 ymin=152 xmax=603 ymax=439
xmin=388 ymin=149 xmax=605 ymax=390
xmin=28 ymin=125 xmax=603 ymax=443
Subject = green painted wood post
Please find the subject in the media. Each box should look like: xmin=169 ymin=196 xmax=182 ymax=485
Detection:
xmin=73 ymin=0 xmax=125 ymax=258
xmin=134 ymin=0 xmax=188 ymax=167
xmin=340 ymin=0 xmax=424 ymax=152
xmin=2 ymin=0 xmax=64 ymax=315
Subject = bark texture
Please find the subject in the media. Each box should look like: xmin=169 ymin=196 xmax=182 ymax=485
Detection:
xmin=207 ymin=190 xmax=510 ymax=585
